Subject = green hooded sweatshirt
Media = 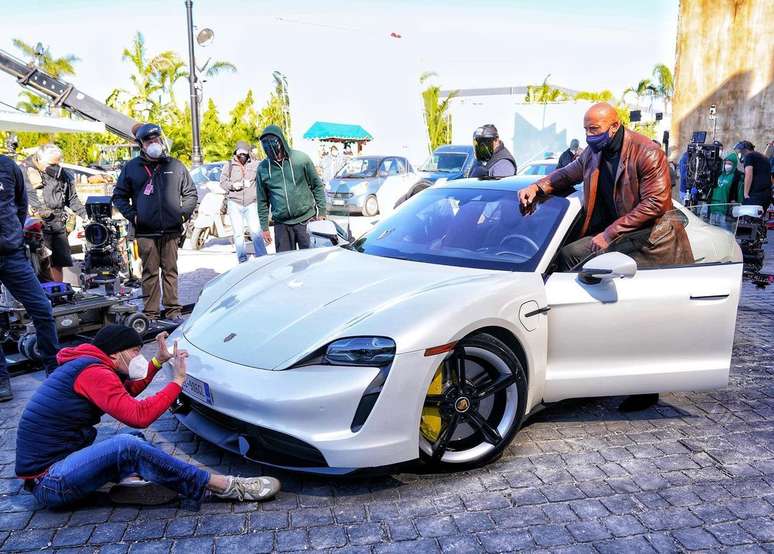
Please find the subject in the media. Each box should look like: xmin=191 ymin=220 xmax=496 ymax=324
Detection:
xmin=256 ymin=125 xmax=326 ymax=230
xmin=710 ymin=151 xmax=737 ymax=215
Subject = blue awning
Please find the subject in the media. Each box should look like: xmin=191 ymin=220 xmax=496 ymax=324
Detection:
xmin=303 ymin=121 xmax=373 ymax=142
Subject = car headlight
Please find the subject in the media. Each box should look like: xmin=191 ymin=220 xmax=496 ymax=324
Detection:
xmin=325 ymin=337 xmax=395 ymax=366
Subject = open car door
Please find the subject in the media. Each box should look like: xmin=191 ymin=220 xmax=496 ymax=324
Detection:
xmin=541 ymin=205 xmax=743 ymax=402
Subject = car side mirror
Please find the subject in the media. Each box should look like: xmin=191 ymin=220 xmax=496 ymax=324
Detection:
xmin=732 ymin=205 xmax=764 ymax=218
xmin=307 ymin=219 xmax=338 ymax=240
xmin=579 ymin=252 xmax=637 ymax=284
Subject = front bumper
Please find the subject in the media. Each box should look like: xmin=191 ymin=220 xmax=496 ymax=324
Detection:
xmin=326 ymin=192 xmax=367 ymax=213
xmin=168 ymin=334 xmax=434 ymax=473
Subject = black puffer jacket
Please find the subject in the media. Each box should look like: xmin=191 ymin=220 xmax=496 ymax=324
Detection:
xmin=112 ymin=155 xmax=197 ymax=238
xmin=0 ymin=156 xmax=28 ymax=255
xmin=20 ymin=156 xmax=87 ymax=233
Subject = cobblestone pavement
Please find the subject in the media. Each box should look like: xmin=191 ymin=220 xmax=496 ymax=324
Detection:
xmin=1 ymin=249 xmax=773 ymax=552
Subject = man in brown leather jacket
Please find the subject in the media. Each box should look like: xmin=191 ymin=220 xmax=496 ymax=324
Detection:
xmin=519 ymin=102 xmax=692 ymax=272
xmin=519 ymin=103 xmax=693 ymax=412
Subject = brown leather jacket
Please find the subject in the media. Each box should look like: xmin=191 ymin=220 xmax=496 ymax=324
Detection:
xmin=535 ymin=128 xmax=693 ymax=266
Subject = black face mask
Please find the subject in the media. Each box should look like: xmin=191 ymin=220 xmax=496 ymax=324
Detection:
xmin=474 ymin=138 xmax=495 ymax=163
xmin=261 ymin=136 xmax=285 ymax=162
xmin=236 ymin=154 xmax=249 ymax=164
xmin=45 ymin=164 xmax=62 ymax=179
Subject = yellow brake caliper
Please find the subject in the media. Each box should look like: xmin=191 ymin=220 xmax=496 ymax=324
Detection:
xmin=420 ymin=365 xmax=444 ymax=442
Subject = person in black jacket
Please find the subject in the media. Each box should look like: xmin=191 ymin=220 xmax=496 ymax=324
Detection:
xmin=20 ymin=144 xmax=87 ymax=282
xmin=0 ymin=155 xmax=59 ymax=401
xmin=557 ymin=139 xmax=580 ymax=169
xmin=469 ymin=124 xmax=517 ymax=178
xmin=112 ymin=124 xmax=197 ymax=322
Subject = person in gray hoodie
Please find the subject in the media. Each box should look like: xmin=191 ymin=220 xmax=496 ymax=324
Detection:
xmin=219 ymin=141 xmax=266 ymax=262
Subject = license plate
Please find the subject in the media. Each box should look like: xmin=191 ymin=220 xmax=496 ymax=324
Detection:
xmin=333 ymin=199 xmax=345 ymax=206
xmin=183 ymin=375 xmax=213 ymax=405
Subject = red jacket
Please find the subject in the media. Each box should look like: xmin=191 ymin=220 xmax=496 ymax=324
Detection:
xmin=58 ymin=343 xmax=181 ymax=428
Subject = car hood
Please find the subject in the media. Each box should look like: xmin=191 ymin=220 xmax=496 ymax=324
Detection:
xmin=183 ymin=248 xmax=503 ymax=370
xmin=328 ymin=178 xmax=375 ymax=191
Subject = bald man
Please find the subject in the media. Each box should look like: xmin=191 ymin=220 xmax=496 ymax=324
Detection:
xmin=519 ymin=103 xmax=693 ymax=412
xmin=519 ymin=102 xmax=692 ymax=272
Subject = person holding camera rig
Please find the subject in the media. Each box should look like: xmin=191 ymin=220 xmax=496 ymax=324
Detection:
xmin=219 ymin=141 xmax=266 ymax=263
xmin=20 ymin=144 xmax=87 ymax=283
xmin=0 ymin=155 xmax=59 ymax=402
xmin=735 ymin=141 xmax=773 ymax=209
xmin=112 ymin=123 xmax=197 ymax=323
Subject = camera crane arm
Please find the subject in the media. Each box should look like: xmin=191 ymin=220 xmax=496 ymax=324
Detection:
xmin=0 ymin=49 xmax=138 ymax=141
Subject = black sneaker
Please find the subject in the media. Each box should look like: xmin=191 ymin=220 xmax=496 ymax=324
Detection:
xmin=0 ymin=378 xmax=13 ymax=402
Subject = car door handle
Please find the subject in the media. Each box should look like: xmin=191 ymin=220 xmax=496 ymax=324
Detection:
xmin=524 ymin=306 xmax=551 ymax=317
xmin=689 ymin=294 xmax=729 ymax=301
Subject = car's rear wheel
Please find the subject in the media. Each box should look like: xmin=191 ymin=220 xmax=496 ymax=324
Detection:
xmin=419 ymin=332 xmax=527 ymax=469
xmin=363 ymin=195 xmax=379 ymax=217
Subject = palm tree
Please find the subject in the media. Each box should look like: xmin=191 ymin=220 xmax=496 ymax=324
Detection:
xmin=623 ymin=79 xmax=657 ymax=111
xmin=12 ymin=38 xmax=79 ymax=78
xmin=420 ymin=72 xmax=457 ymax=154
xmin=150 ymin=51 xmax=188 ymax=107
xmin=114 ymin=32 xmax=162 ymax=119
xmin=12 ymin=39 xmax=79 ymax=113
xmin=651 ymin=63 xmax=674 ymax=115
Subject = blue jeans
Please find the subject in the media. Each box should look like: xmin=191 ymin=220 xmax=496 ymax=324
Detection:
xmin=227 ymin=201 xmax=266 ymax=263
xmin=30 ymin=434 xmax=211 ymax=509
xmin=0 ymin=250 xmax=58 ymax=378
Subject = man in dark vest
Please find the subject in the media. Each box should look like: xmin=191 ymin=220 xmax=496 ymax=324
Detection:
xmin=469 ymin=124 xmax=517 ymax=178
xmin=15 ymin=325 xmax=280 ymax=509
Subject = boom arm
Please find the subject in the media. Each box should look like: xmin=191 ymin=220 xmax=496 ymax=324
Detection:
xmin=0 ymin=49 xmax=138 ymax=141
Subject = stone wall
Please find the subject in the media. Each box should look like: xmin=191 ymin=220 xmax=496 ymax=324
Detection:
xmin=671 ymin=0 xmax=773 ymax=153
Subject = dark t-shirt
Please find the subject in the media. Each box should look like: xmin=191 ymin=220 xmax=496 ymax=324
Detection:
xmin=744 ymin=151 xmax=772 ymax=200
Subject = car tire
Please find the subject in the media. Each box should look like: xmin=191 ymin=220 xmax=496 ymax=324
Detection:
xmin=191 ymin=227 xmax=210 ymax=251
xmin=363 ymin=195 xmax=379 ymax=217
xmin=419 ymin=332 xmax=527 ymax=470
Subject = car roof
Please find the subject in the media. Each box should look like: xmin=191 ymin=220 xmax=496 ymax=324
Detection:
xmin=434 ymin=145 xmax=474 ymax=154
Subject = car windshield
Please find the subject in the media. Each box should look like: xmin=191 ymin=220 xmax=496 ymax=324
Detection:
xmin=519 ymin=162 xmax=557 ymax=176
xmin=420 ymin=153 xmax=468 ymax=173
xmin=191 ymin=163 xmax=223 ymax=186
xmin=352 ymin=187 xmax=569 ymax=271
xmin=336 ymin=158 xmax=378 ymax=178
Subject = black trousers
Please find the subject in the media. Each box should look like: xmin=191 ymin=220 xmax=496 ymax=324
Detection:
xmin=558 ymin=231 xmax=649 ymax=272
xmin=274 ymin=222 xmax=311 ymax=252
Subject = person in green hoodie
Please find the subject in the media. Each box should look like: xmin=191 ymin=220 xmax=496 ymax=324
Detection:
xmin=256 ymin=126 xmax=327 ymax=252
xmin=710 ymin=152 xmax=741 ymax=227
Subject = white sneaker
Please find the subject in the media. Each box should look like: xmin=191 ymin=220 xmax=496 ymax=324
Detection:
xmin=214 ymin=476 xmax=281 ymax=502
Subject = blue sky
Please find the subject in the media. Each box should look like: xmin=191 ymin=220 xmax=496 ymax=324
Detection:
xmin=2 ymin=0 xmax=679 ymax=160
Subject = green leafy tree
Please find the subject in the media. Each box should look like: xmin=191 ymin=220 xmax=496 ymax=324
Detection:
xmin=257 ymin=74 xmax=293 ymax=146
xmin=573 ymin=90 xmax=614 ymax=103
xmin=420 ymin=71 xmax=457 ymax=154
xmin=622 ymin=78 xmax=657 ymax=110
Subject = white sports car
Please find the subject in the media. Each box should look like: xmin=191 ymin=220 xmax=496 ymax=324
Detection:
xmin=168 ymin=177 xmax=742 ymax=474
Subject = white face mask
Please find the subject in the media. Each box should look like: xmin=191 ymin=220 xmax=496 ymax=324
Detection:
xmin=145 ymin=143 xmax=164 ymax=159
xmin=724 ymin=163 xmax=734 ymax=172
xmin=127 ymin=354 xmax=149 ymax=380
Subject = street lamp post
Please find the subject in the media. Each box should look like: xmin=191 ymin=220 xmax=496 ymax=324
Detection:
xmin=185 ymin=0 xmax=203 ymax=168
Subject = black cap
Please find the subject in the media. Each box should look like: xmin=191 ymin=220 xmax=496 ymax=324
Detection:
xmin=473 ymin=124 xmax=499 ymax=140
xmin=92 ymin=324 xmax=143 ymax=355
xmin=134 ymin=123 xmax=162 ymax=143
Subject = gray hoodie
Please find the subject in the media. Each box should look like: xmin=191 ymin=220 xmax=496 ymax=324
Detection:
xmin=219 ymin=148 xmax=258 ymax=207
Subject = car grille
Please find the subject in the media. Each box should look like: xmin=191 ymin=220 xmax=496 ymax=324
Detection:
xmin=181 ymin=394 xmax=328 ymax=468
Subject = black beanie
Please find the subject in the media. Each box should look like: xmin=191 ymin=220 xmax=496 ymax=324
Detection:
xmin=92 ymin=324 xmax=143 ymax=355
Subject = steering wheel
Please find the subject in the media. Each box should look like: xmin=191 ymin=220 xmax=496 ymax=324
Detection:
xmin=498 ymin=233 xmax=540 ymax=253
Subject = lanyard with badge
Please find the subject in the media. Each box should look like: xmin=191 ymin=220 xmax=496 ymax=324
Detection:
xmin=143 ymin=165 xmax=155 ymax=195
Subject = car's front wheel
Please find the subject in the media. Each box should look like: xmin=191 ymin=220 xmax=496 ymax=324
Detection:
xmin=419 ymin=332 xmax=527 ymax=469
xmin=363 ymin=195 xmax=379 ymax=217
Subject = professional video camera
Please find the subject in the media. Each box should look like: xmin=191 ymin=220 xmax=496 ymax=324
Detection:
xmin=685 ymin=131 xmax=723 ymax=206
xmin=81 ymin=196 xmax=129 ymax=293
xmin=734 ymin=205 xmax=772 ymax=288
